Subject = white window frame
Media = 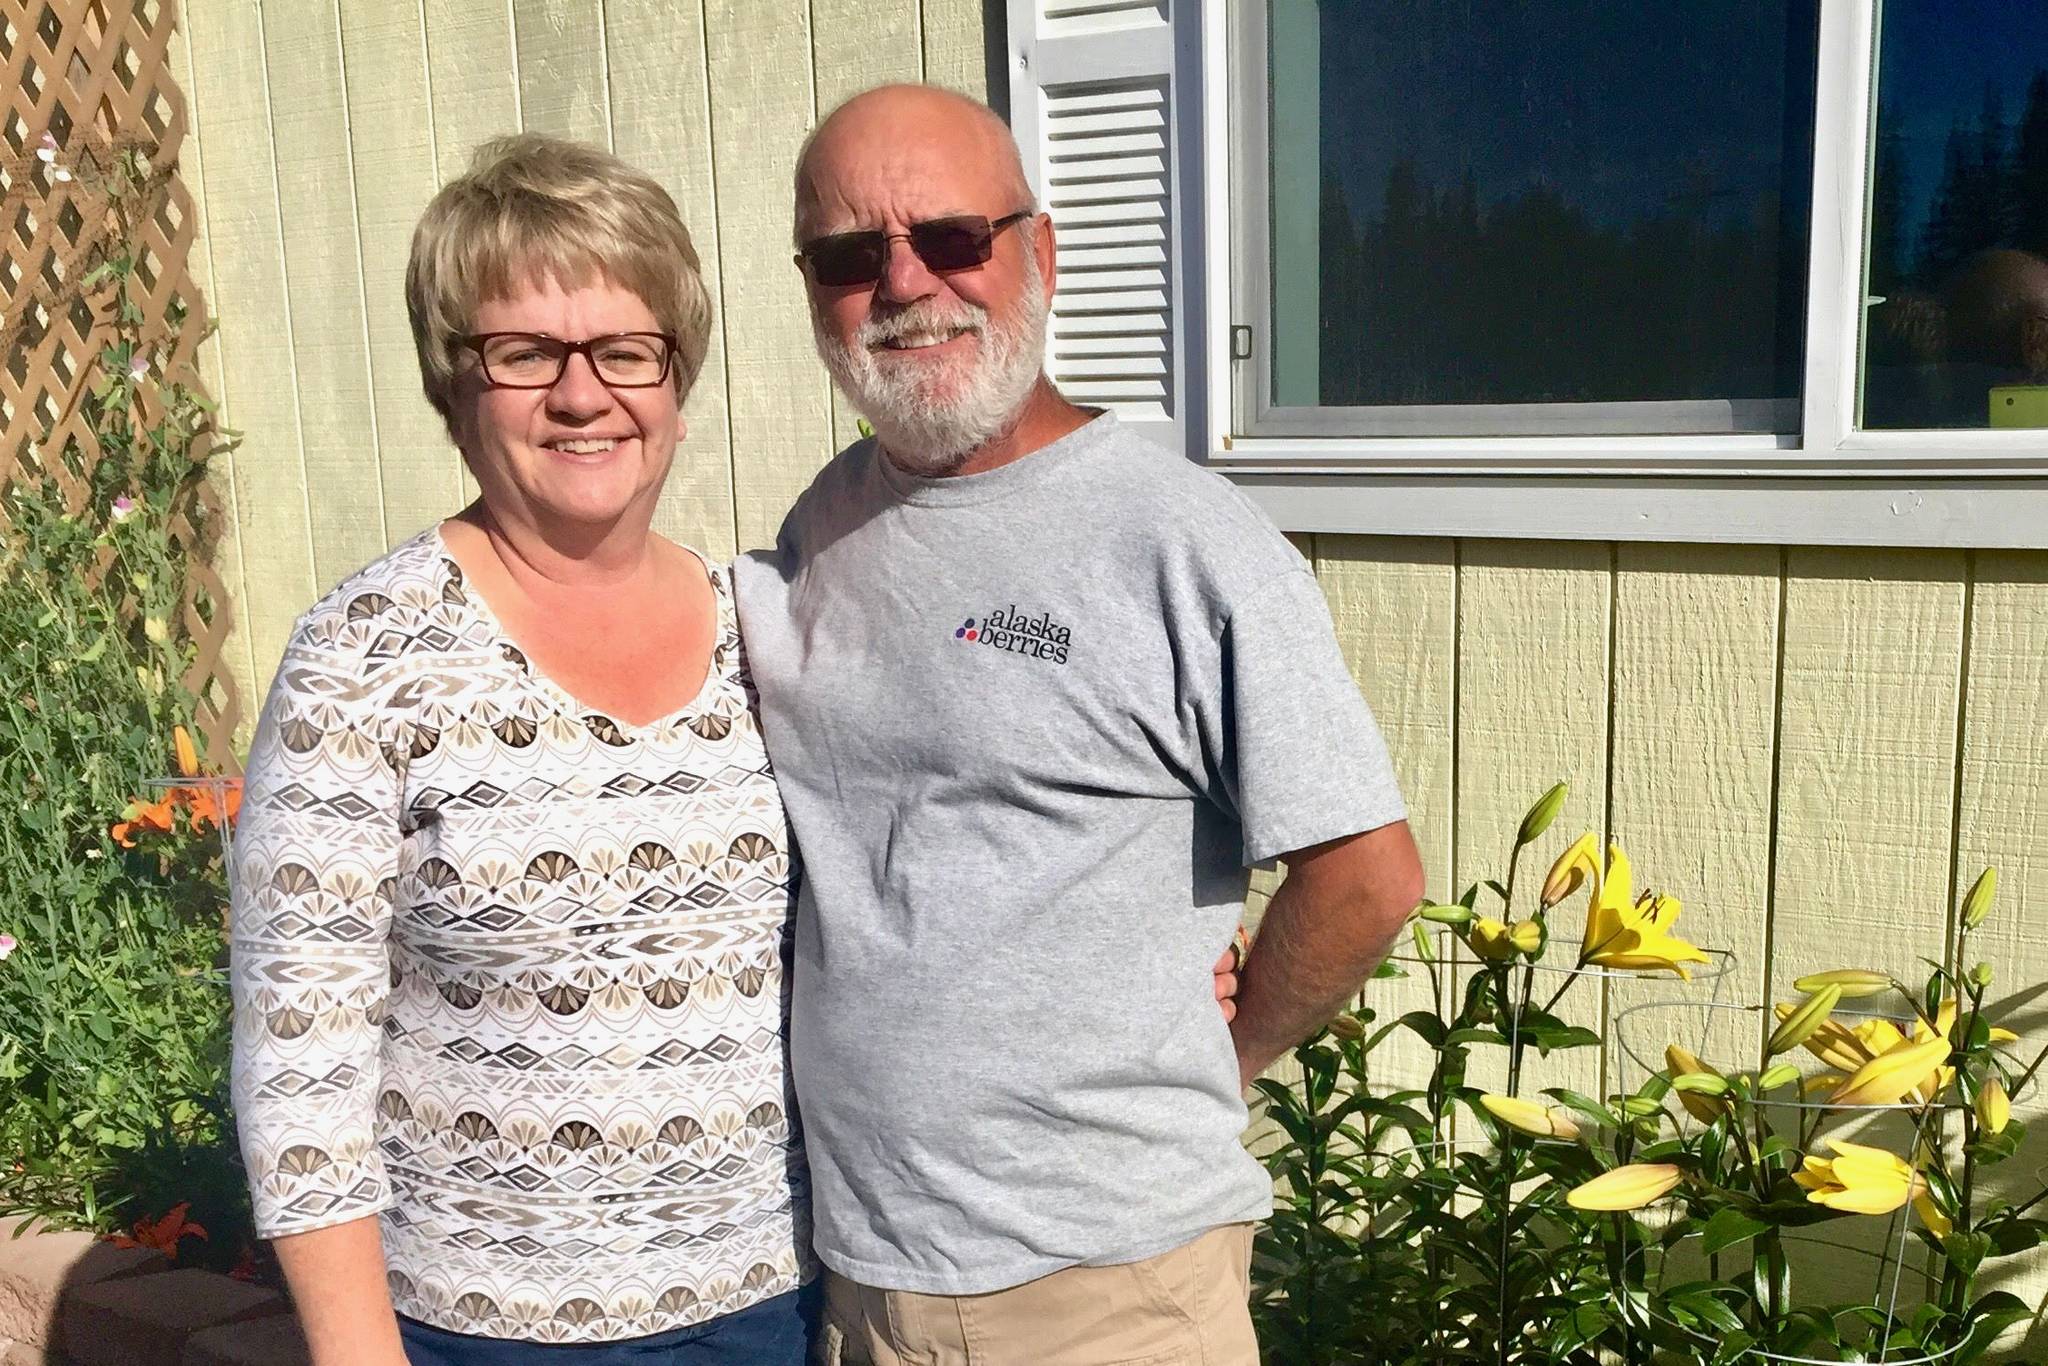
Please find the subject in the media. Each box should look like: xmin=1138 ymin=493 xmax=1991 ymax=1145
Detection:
xmin=1189 ymin=0 xmax=2048 ymax=547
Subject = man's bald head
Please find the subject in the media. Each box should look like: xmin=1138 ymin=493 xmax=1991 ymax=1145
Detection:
xmin=794 ymin=85 xmax=1033 ymax=243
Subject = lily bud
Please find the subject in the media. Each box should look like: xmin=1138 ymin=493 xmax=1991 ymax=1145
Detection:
xmin=1540 ymin=832 xmax=1600 ymax=908
xmin=1758 ymin=1063 xmax=1800 ymax=1091
xmin=1969 ymin=962 xmax=1994 ymax=990
xmin=1671 ymin=1072 xmax=1732 ymax=1097
xmin=1410 ymin=920 xmax=1435 ymax=963
xmin=1479 ymin=1092 xmax=1580 ymax=1141
xmin=1978 ymin=1076 xmax=2011 ymax=1135
xmin=1327 ymin=1013 xmax=1366 ymax=1042
xmin=1517 ymin=781 xmax=1569 ymax=847
xmin=1567 ymin=1162 xmax=1683 ymax=1211
xmin=1792 ymin=969 xmax=1893 ymax=999
xmin=1961 ymin=867 xmax=1997 ymax=930
xmin=1418 ymin=903 xmax=1474 ymax=926
xmin=1507 ymin=919 xmax=1543 ymax=956
xmin=1768 ymin=985 xmax=1843 ymax=1056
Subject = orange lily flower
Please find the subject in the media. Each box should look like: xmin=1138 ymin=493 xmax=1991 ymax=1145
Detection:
xmin=109 ymin=1202 xmax=208 ymax=1259
xmin=111 ymin=794 xmax=178 ymax=848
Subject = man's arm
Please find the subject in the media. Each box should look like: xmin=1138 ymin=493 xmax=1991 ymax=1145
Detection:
xmin=272 ymin=1218 xmax=408 ymax=1365
xmin=1228 ymin=820 xmax=1425 ymax=1089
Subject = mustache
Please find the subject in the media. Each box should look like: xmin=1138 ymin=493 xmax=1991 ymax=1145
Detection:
xmin=857 ymin=300 xmax=989 ymax=348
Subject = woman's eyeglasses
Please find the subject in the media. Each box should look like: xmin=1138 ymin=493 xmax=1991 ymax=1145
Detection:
xmin=460 ymin=332 xmax=678 ymax=389
xmin=795 ymin=211 xmax=1032 ymax=288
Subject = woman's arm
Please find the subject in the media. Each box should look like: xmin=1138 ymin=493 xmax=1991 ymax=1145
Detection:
xmin=273 ymin=1218 xmax=408 ymax=1365
xmin=230 ymin=626 xmax=407 ymax=1360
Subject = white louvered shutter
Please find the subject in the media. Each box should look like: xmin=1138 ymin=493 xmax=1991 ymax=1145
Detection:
xmin=1007 ymin=1 xmax=1193 ymax=457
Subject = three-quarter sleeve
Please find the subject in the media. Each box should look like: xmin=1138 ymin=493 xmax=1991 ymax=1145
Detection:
xmin=229 ymin=629 xmax=404 ymax=1237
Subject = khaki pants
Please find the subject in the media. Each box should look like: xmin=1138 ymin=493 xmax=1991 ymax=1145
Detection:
xmin=823 ymin=1223 xmax=1259 ymax=1366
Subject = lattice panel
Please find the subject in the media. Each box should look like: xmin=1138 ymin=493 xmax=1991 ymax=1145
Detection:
xmin=0 ymin=0 xmax=241 ymax=765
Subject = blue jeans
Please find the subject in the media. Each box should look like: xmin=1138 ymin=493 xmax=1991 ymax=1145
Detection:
xmin=398 ymin=1284 xmax=819 ymax=1365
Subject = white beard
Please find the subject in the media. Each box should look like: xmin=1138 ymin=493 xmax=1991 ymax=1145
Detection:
xmin=813 ymin=279 xmax=1050 ymax=477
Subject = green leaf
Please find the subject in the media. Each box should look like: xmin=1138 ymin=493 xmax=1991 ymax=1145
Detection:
xmin=1701 ymin=1207 xmax=1770 ymax=1257
xmin=1956 ymin=1290 xmax=2030 ymax=1364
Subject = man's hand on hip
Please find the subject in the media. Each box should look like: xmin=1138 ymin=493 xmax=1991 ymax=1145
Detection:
xmin=1228 ymin=821 xmax=1425 ymax=1089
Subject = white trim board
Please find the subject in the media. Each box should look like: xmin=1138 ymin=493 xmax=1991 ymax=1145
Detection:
xmin=1232 ymin=476 xmax=2048 ymax=549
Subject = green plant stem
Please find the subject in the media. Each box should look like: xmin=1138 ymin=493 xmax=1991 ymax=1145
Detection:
xmin=1497 ymin=955 xmax=1535 ymax=1366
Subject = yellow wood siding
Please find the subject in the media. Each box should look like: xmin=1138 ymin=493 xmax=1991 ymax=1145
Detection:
xmin=178 ymin=10 xmax=2048 ymax=1307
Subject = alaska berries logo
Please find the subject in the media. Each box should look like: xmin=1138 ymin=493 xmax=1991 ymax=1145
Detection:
xmin=953 ymin=605 xmax=1071 ymax=664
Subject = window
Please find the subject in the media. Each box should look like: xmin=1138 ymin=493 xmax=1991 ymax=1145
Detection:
xmin=1242 ymin=0 xmax=1818 ymax=438
xmin=1860 ymin=0 xmax=2048 ymax=432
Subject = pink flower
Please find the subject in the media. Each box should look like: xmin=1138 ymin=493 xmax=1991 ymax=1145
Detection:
xmin=110 ymin=496 xmax=136 ymax=523
xmin=0 ymin=935 xmax=16 ymax=961
xmin=127 ymin=352 xmax=149 ymax=383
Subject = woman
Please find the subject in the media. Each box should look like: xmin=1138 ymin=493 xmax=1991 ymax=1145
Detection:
xmin=230 ymin=134 xmax=811 ymax=1364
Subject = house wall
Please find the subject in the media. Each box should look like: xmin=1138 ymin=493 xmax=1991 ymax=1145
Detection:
xmin=171 ymin=0 xmax=2048 ymax=1311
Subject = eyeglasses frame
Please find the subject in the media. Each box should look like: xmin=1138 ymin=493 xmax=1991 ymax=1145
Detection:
xmin=458 ymin=331 xmax=681 ymax=390
xmin=792 ymin=210 xmax=1036 ymax=286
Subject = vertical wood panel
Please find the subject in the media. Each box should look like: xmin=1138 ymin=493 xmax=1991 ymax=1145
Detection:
xmin=706 ymin=0 xmax=833 ymax=552
xmin=1455 ymin=540 xmax=1612 ymax=1101
xmin=340 ymin=0 xmax=461 ymax=546
xmin=183 ymin=0 xmax=318 ymax=698
xmin=1607 ymin=545 xmax=1781 ymax=1087
xmin=1316 ymin=536 xmax=1457 ymax=1091
xmin=811 ymin=0 xmax=924 ymax=456
xmin=1771 ymin=548 xmax=1965 ymax=1283
xmin=1955 ymin=552 xmax=2048 ymax=1010
xmin=1951 ymin=551 xmax=2048 ymax=1333
xmin=512 ymin=0 xmax=610 ymax=145
xmin=423 ymin=0 xmax=521 ymax=180
xmin=921 ymin=0 xmax=989 ymax=99
xmin=421 ymin=0 xmax=520 ymax=508
xmin=169 ymin=17 xmax=258 ymax=734
xmin=606 ymin=0 xmax=738 ymax=560
xmin=1770 ymin=549 xmax=1966 ymax=1002
xmin=261 ymin=0 xmax=387 ymax=584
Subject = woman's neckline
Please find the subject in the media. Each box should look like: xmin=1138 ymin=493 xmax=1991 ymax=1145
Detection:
xmin=428 ymin=520 xmax=727 ymax=737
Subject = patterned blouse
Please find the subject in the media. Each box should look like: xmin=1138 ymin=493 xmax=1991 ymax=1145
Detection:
xmin=229 ymin=528 xmax=806 ymax=1343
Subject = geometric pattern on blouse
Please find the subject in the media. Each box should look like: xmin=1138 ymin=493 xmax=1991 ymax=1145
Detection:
xmin=229 ymin=528 xmax=807 ymax=1342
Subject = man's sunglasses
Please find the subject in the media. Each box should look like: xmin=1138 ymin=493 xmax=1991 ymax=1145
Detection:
xmin=795 ymin=211 xmax=1032 ymax=288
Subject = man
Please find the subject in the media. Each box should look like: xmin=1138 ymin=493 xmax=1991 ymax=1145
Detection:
xmin=733 ymin=85 xmax=1424 ymax=1364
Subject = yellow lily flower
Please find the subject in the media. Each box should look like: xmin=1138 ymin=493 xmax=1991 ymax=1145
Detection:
xmin=1478 ymin=1093 xmax=1580 ymax=1141
xmin=1664 ymin=1045 xmax=1729 ymax=1124
xmin=1541 ymin=831 xmax=1600 ymax=908
xmin=1469 ymin=917 xmax=1541 ymax=962
xmin=1914 ymin=1191 xmax=1953 ymax=1238
xmin=1575 ymin=844 xmax=1710 ymax=979
xmin=1792 ymin=1011 xmax=1878 ymax=1073
xmin=1567 ymin=1162 xmax=1683 ymax=1212
xmin=1798 ymin=1013 xmax=1954 ymax=1100
xmin=1470 ymin=917 xmax=1516 ymax=962
xmin=1829 ymin=1035 xmax=1952 ymax=1108
xmin=1793 ymin=1139 xmax=1925 ymax=1215
xmin=1914 ymin=998 xmax=2019 ymax=1047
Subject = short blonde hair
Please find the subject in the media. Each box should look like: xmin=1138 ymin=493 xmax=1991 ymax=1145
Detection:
xmin=405 ymin=134 xmax=713 ymax=424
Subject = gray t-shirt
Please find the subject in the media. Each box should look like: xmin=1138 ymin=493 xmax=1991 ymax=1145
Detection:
xmin=733 ymin=412 xmax=1406 ymax=1294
